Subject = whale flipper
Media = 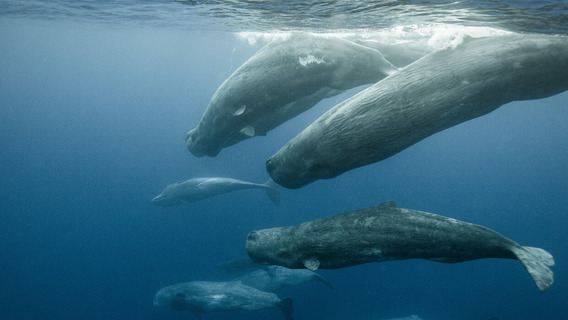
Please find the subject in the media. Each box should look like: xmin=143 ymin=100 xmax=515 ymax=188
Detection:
xmin=240 ymin=126 xmax=255 ymax=137
xmin=279 ymin=297 xmax=294 ymax=320
xmin=234 ymin=105 xmax=247 ymax=116
xmin=262 ymin=179 xmax=280 ymax=206
xmin=512 ymin=246 xmax=554 ymax=291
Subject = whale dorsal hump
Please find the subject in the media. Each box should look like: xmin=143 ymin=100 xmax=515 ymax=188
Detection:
xmin=378 ymin=201 xmax=399 ymax=209
xmin=303 ymin=257 xmax=320 ymax=271
xmin=240 ymin=126 xmax=255 ymax=137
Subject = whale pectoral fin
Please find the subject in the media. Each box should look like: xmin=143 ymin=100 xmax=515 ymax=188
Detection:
xmin=240 ymin=126 xmax=255 ymax=137
xmin=233 ymin=105 xmax=246 ymax=116
xmin=303 ymin=258 xmax=320 ymax=271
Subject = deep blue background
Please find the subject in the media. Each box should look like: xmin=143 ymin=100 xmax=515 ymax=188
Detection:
xmin=1 ymin=19 xmax=567 ymax=320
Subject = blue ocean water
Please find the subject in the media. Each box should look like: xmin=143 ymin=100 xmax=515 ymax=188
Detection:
xmin=1 ymin=1 xmax=568 ymax=320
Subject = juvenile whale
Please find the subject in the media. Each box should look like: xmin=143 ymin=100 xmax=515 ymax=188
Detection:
xmin=215 ymin=255 xmax=259 ymax=273
xmin=153 ymin=280 xmax=294 ymax=319
xmin=266 ymin=34 xmax=568 ymax=189
xmin=151 ymin=177 xmax=279 ymax=207
xmin=246 ymin=201 xmax=554 ymax=291
xmin=236 ymin=265 xmax=333 ymax=292
xmin=186 ymin=33 xmax=397 ymax=157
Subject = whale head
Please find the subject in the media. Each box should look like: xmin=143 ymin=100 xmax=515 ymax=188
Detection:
xmin=266 ymin=151 xmax=325 ymax=189
xmin=246 ymin=229 xmax=307 ymax=270
xmin=153 ymin=286 xmax=186 ymax=309
xmin=151 ymin=182 xmax=189 ymax=207
xmin=153 ymin=283 xmax=202 ymax=312
xmin=185 ymin=128 xmax=222 ymax=157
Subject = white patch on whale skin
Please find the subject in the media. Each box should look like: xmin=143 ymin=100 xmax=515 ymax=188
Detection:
xmin=233 ymin=105 xmax=246 ymax=116
xmin=361 ymin=248 xmax=383 ymax=257
xmin=298 ymin=54 xmax=325 ymax=67
xmin=240 ymin=126 xmax=255 ymax=137
xmin=303 ymin=257 xmax=320 ymax=271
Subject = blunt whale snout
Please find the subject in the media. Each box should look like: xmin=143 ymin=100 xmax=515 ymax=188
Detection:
xmin=185 ymin=128 xmax=221 ymax=157
xmin=266 ymin=157 xmax=316 ymax=189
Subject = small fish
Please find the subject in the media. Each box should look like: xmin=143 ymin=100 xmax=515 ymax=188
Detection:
xmin=152 ymin=177 xmax=279 ymax=207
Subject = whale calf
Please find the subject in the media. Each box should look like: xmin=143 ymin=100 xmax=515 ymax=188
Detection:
xmin=236 ymin=265 xmax=333 ymax=292
xmin=153 ymin=280 xmax=294 ymax=319
xmin=151 ymin=177 xmax=279 ymax=207
xmin=186 ymin=33 xmax=397 ymax=157
xmin=215 ymin=255 xmax=258 ymax=273
xmin=266 ymin=34 xmax=568 ymax=189
xmin=246 ymin=201 xmax=554 ymax=291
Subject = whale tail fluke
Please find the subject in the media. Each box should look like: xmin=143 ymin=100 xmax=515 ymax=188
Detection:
xmin=279 ymin=297 xmax=294 ymax=320
xmin=512 ymin=246 xmax=554 ymax=291
xmin=263 ymin=178 xmax=280 ymax=206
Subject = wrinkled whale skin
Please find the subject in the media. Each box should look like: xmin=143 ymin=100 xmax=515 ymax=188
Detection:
xmin=153 ymin=280 xmax=294 ymax=319
xmin=267 ymin=34 xmax=568 ymax=189
xmin=246 ymin=201 xmax=554 ymax=291
xmin=186 ymin=33 xmax=397 ymax=157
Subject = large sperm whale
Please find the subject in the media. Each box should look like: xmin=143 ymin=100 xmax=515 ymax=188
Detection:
xmin=186 ymin=33 xmax=397 ymax=157
xmin=246 ymin=201 xmax=554 ymax=292
xmin=266 ymin=34 xmax=568 ymax=189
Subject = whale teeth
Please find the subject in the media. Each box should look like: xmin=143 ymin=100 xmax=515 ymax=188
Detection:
xmin=233 ymin=105 xmax=246 ymax=116
xmin=240 ymin=126 xmax=255 ymax=137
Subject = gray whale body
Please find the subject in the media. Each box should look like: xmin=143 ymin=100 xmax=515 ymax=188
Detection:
xmin=153 ymin=280 xmax=294 ymax=319
xmin=186 ymin=33 xmax=397 ymax=157
xmin=266 ymin=34 xmax=568 ymax=189
xmin=246 ymin=201 xmax=554 ymax=291
xmin=152 ymin=177 xmax=279 ymax=207
xmin=236 ymin=265 xmax=333 ymax=292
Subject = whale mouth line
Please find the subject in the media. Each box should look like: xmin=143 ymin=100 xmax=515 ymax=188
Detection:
xmin=186 ymin=138 xmax=222 ymax=157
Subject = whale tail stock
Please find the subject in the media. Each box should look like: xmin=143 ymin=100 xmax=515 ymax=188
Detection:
xmin=511 ymin=246 xmax=555 ymax=291
xmin=263 ymin=178 xmax=281 ymax=206
xmin=279 ymin=297 xmax=294 ymax=320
